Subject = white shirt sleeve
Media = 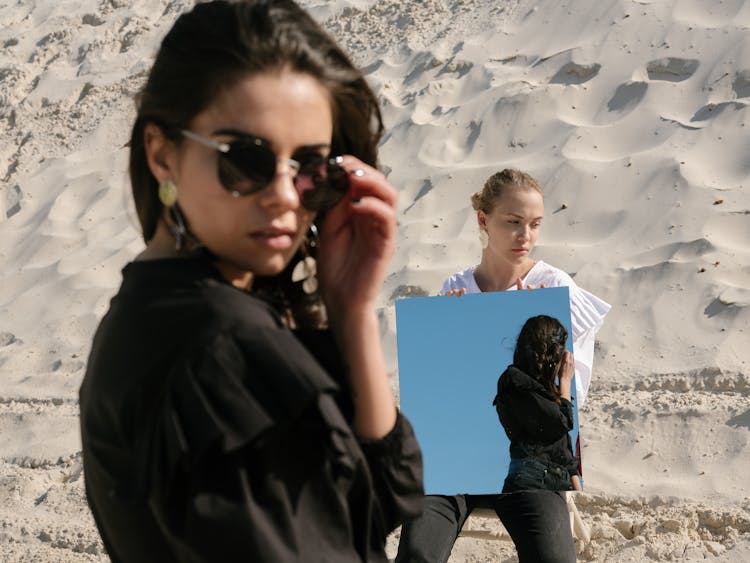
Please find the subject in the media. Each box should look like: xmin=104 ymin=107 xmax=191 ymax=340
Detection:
xmin=573 ymin=326 xmax=596 ymax=408
xmin=527 ymin=262 xmax=610 ymax=407
xmin=568 ymin=284 xmax=611 ymax=342
xmin=439 ymin=267 xmax=480 ymax=296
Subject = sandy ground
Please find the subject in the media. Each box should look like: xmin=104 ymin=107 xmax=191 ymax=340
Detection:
xmin=1 ymin=0 xmax=749 ymax=561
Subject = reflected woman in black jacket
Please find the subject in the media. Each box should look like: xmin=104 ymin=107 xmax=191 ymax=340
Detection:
xmin=78 ymin=2 xmax=423 ymax=561
xmin=492 ymin=314 xmax=580 ymax=563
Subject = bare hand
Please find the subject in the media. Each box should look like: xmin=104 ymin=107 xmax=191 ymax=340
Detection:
xmin=515 ymin=278 xmax=546 ymax=290
xmin=559 ymin=350 xmax=575 ymax=383
xmin=443 ymin=288 xmax=467 ymax=297
xmin=316 ymin=156 xmax=398 ymax=320
xmin=571 ymin=474 xmax=582 ymax=492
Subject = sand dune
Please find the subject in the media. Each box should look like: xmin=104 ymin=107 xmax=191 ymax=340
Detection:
xmin=0 ymin=0 xmax=748 ymax=561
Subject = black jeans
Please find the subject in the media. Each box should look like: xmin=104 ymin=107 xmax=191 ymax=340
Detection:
xmin=395 ymin=492 xmax=575 ymax=563
xmin=503 ymin=457 xmax=573 ymax=493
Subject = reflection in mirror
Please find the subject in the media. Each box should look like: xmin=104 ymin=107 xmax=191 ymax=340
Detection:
xmin=396 ymin=287 xmax=579 ymax=494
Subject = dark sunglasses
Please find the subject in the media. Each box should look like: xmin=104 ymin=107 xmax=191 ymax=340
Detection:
xmin=180 ymin=129 xmax=349 ymax=212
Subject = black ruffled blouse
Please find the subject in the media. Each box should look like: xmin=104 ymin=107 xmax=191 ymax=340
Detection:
xmin=79 ymin=257 xmax=423 ymax=562
xmin=492 ymin=366 xmax=579 ymax=477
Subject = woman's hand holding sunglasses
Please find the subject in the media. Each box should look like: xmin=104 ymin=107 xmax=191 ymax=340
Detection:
xmin=556 ymin=350 xmax=575 ymax=402
xmin=316 ymin=156 xmax=398 ymax=322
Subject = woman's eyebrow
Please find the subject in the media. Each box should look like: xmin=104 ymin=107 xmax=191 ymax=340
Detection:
xmin=213 ymin=127 xmax=262 ymax=139
xmin=212 ymin=128 xmax=330 ymax=151
xmin=293 ymin=144 xmax=331 ymax=153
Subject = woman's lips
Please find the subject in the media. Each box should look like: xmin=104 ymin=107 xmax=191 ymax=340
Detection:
xmin=249 ymin=228 xmax=295 ymax=250
xmin=512 ymin=248 xmax=529 ymax=254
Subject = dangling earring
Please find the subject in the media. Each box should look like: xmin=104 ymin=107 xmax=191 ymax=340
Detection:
xmin=479 ymin=228 xmax=489 ymax=249
xmin=292 ymin=224 xmax=319 ymax=294
xmin=158 ymin=179 xmax=178 ymax=207
xmin=158 ymin=180 xmax=188 ymax=251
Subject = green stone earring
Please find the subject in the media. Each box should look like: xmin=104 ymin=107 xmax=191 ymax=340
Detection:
xmin=158 ymin=180 xmax=178 ymax=207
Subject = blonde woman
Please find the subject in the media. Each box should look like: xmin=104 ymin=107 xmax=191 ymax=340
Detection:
xmin=396 ymin=169 xmax=609 ymax=563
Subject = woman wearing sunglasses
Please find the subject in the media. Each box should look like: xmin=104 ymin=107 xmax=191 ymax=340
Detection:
xmin=79 ymin=1 xmax=423 ymax=561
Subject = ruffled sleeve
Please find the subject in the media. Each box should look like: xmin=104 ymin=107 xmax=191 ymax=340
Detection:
xmin=568 ymin=284 xmax=610 ymax=407
xmin=439 ymin=266 xmax=480 ymax=295
xmin=358 ymin=411 xmax=424 ymax=537
xmin=528 ymin=263 xmax=611 ymax=407
xmin=127 ymin=325 xmax=423 ymax=562
xmin=295 ymin=330 xmax=425 ymax=533
xmin=530 ymin=263 xmax=610 ymax=341
xmin=568 ymin=284 xmax=611 ymax=341
xmin=129 ymin=330 xmax=344 ymax=561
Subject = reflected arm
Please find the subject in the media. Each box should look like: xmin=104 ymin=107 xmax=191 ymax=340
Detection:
xmin=496 ymin=389 xmax=575 ymax=443
xmin=570 ymin=474 xmax=582 ymax=491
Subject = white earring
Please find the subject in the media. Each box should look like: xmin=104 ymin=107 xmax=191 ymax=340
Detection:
xmin=291 ymin=224 xmax=319 ymax=294
xmin=479 ymin=229 xmax=489 ymax=249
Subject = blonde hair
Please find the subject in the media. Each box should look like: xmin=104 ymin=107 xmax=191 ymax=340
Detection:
xmin=471 ymin=169 xmax=543 ymax=213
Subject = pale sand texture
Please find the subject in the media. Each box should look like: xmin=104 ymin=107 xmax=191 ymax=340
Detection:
xmin=1 ymin=0 xmax=749 ymax=561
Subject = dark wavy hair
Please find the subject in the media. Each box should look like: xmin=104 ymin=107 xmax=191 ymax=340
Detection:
xmin=128 ymin=0 xmax=384 ymax=327
xmin=513 ymin=315 xmax=568 ymax=402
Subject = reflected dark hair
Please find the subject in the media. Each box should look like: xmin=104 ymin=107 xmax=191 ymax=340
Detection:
xmin=128 ymin=0 xmax=384 ymax=327
xmin=513 ymin=315 xmax=568 ymax=402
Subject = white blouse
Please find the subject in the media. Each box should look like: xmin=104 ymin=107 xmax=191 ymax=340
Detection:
xmin=440 ymin=261 xmax=610 ymax=407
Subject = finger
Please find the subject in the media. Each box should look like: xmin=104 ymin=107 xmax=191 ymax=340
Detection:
xmin=348 ymin=196 xmax=398 ymax=238
xmin=318 ymin=191 xmax=352 ymax=237
xmin=516 ymin=278 xmax=523 ymax=290
xmin=339 ymin=156 xmax=398 ymax=209
xmin=319 ymin=167 xmax=394 ymax=235
xmin=350 ymin=194 xmax=397 ymax=219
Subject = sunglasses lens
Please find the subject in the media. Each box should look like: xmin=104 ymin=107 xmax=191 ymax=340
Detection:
xmin=217 ymin=142 xmax=276 ymax=195
xmin=296 ymin=157 xmax=349 ymax=212
xmin=214 ymin=138 xmax=349 ymax=210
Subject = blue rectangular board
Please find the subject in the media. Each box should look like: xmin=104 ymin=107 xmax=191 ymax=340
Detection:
xmin=396 ymin=287 xmax=579 ymax=494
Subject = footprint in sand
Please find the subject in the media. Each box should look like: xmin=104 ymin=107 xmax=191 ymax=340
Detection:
xmin=0 ymin=332 xmax=17 ymax=347
xmin=646 ymin=57 xmax=699 ymax=82
xmin=732 ymin=70 xmax=750 ymax=98
xmin=81 ymin=14 xmax=105 ymax=26
xmin=704 ymin=288 xmax=750 ymax=319
xmin=550 ymin=62 xmax=601 ymax=85
xmin=606 ymin=81 xmax=648 ymax=114
xmin=3 ymin=184 xmax=22 ymax=219
xmin=726 ymin=409 xmax=750 ymax=430
xmin=690 ymin=101 xmax=745 ymax=123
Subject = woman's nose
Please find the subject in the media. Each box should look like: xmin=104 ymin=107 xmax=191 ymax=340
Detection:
xmin=258 ymin=164 xmax=300 ymax=209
